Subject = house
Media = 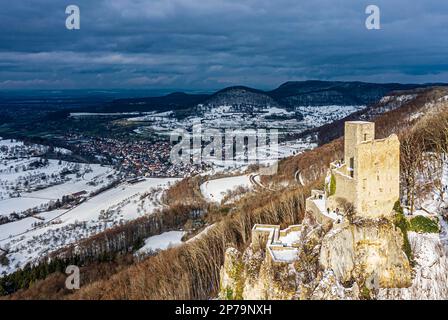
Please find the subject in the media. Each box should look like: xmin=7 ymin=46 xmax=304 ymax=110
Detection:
xmin=71 ymin=190 xmax=88 ymax=198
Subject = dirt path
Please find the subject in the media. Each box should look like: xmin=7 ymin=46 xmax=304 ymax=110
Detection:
xmin=250 ymin=174 xmax=276 ymax=192
xmin=294 ymin=169 xmax=305 ymax=186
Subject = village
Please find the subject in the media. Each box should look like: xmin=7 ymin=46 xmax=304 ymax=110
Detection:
xmin=62 ymin=133 xmax=205 ymax=177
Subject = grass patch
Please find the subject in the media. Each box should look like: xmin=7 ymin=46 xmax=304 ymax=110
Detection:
xmin=408 ymin=216 xmax=440 ymax=233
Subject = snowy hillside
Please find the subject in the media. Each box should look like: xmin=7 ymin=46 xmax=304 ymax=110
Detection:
xmin=128 ymin=104 xmax=365 ymax=138
xmin=0 ymin=177 xmax=177 ymax=275
xmin=0 ymin=139 xmax=117 ymax=221
xmin=0 ymin=138 xmax=180 ymax=275
xmin=136 ymin=231 xmax=186 ymax=257
xmin=200 ymin=175 xmax=253 ymax=204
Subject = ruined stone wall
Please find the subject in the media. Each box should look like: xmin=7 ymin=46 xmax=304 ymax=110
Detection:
xmin=251 ymin=225 xmax=278 ymax=251
xmin=327 ymin=169 xmax=356 ymax=212
xmin=306 ymin=198 xmax=333 ymax=225
xmin=354 ymin=134 xmax=400 ymax=218
xmin=344 ymin=121 xmax=375 ymax=165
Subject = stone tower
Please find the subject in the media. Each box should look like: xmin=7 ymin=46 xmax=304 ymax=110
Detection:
xmin=306 ymin=121 xmax=400 ymax=222
xmin=344 ymin=121 xmax=375 ymax=179
xmin=329 ymin=121 xmax=400 ymax=218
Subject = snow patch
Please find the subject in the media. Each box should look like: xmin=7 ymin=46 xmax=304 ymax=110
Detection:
xmin=200 ymin=174 xmax=252 ymax=203
xmin=136 ymin=231 xmax=186 ymax=255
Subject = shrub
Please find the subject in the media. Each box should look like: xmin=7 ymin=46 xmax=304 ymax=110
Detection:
xmin=409 ymin=216 xmax=440 ymax=233
xmin=329 ymin=174 xmax=336 ymax=196
xmin=393 ymin=201 xmax=414 ymax=265
xmin=0 ymin=254 xmax=9 ymax=267
xmin=226 ymin=287 xmax=234 ymax=300
xmin=222 ymin=260 xmax=244 ymax=300
xmin=393 ymin=200 xmax=403 ymax=215
xmin=360 ymin=285 xmax=371 ymax=300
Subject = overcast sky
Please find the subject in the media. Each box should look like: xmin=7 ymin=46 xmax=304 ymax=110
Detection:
xmin=0 ymin=0 xmax=447 ymax=90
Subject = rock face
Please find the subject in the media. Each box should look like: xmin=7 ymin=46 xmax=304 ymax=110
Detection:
xmin=319 ymin=218 xmax=412 ymax=290
xmin=378 ymin=232 xmax=448 ymax=300
xmin=310 ymin=270 xmax=359 ymax=300
xmin=219 ymin=245 xmax=298 ymax=300
xmin=220 ymin=216 xmax=320 ymax=300
xmin=219 ymin=248 xmax=245 ymax=300
xmin=219 ymin=216 xmax=412 ymax=300
xmin=219 ymin=216 xmax=358 ymax=300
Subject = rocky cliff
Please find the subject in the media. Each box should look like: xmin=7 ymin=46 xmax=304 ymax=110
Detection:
xmin=378 ymin=231 xmax=448 ymax=299
xmin=219 ymin=214 xmax=412 ymax=300
xmin=319 ymin=218 xmax=412 ymax=290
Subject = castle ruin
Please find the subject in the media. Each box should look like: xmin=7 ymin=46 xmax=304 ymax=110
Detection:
xmin=253 ymin=121 xmax=401 ymax=263
xmin=308 ymin=121 xmax=400 ymax=222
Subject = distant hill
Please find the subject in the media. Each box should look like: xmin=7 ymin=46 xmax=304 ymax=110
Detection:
xmin=267 ymin=80 xmax=434 ymax=107
xmin=300 ymin=86 xmax=448 ymax=145
xmin=198 ymin=86 xmax=282 ymax=113
xmin=93 ymin=80 xmax=447 ymax=114
xmin=99 ymin=92 xmax=209 ymax=113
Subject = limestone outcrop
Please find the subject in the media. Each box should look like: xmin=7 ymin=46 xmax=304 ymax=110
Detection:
xmin=378 ymin=232 xmax=448 ymax=299
xmin=219 ymin=215 xmax=412 ymax=300
xmin=319 ymin=218 xmax=412 ymax=290
xmin=219 ymin=120 xmax=413 ymax=300
xmin=219 ymin=245 xmax=299 ymax=300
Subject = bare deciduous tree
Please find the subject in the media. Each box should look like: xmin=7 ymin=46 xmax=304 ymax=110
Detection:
xmin=400 ymin=130 xmax=425 ymax=214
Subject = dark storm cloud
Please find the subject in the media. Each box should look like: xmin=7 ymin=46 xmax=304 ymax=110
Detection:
xmin=0 ymin=0 xmax=447 ymax=89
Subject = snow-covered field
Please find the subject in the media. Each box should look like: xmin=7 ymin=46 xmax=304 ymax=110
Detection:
xmin=0 ymin=198 xmax=49 ymax=217
xmin=0 ymin=162 xmax=115 ymax=213
xmin=0 ymin=177 xmax=178 ymax=275
xmin=22 ymin=164 xmax=112 ymax=200
xmin=0 ymin=138 xmax=117 ymax=218
xmin=61 ymin=178 xmax=177 ymax=223
xmin=0 ymin=210 xmax=66 ymax=242
xmin=69 ymin=112 xmax=145 ymax=118
xmin=0 ymin=163 xmax=115 ymax=216
xmin=200 ymin=174 xmax=252 ymax=203
xmin=136 ymin=231 xmax=186 ymax=256
xmin=0 ymin=137 xmax=183 ymax=275
xmin=198 ymin=137 xmax=316 ymax=202
xmin=258 ymin=136 xmax=317 ymax=160
xmin=197 ymin=135 xmax=316 ymax=177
